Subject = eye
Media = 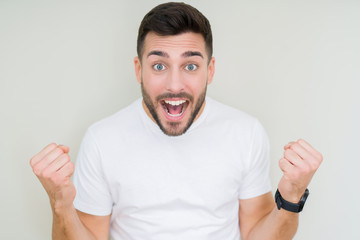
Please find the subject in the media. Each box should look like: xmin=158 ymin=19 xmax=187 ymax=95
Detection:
xmin=185 ymin=63 xmax=198 ymax=71
xmin=153 ymin=63 xmax=166 ymax=71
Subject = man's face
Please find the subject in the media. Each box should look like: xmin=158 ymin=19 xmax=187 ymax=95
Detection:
xmin=134 ymin=32 xmax=215 ymax=136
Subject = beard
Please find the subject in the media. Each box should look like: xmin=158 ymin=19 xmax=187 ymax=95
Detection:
xmin=141 ymin=81 xmax=207 ymax=137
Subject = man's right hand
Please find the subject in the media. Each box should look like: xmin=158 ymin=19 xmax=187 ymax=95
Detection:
xmin=30 ymin=143 xmax=76 ymax=213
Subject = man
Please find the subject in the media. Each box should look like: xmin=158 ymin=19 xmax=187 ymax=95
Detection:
xmin=30 ymin=2 xmax=322 ymax=240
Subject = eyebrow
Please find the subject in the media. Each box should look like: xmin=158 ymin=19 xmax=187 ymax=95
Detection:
xmin=146 ymin=50 xmax=204 ymax=59
xmin=182 ymin=51 xmax=203 ymax=59
xmin=147 ymin=50 xmax=169 ymax=58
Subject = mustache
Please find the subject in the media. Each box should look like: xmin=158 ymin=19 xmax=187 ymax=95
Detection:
xmin=156 ymin=92 xmax=193 ymax=102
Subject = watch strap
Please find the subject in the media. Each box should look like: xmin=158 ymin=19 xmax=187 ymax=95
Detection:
xmin=275 ymin=188 xmax=309 ymax=213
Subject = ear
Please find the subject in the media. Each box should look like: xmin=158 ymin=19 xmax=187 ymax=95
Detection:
xmin=134 ymin=56 xmax=142 ymax=84
xmin=207 ymin=57 xmax=215 ymax=85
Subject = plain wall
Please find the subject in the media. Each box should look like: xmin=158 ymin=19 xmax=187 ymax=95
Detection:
xmin=1 ymin=0 xmax=359 ymax=239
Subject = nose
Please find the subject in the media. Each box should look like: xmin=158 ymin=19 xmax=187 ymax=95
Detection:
xmin=165 ymin=68 xmax=185 ymax=93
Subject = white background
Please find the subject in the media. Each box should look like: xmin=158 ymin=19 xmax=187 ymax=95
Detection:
xmin=1 ymin=0 xmax=359 ymax=239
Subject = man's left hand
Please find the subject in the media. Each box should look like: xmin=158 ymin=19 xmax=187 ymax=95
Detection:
xmin=278 ymin=139 xmax=323 ymax=203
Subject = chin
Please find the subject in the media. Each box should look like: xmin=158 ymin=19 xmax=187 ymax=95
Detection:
xmin=160 ymin=118 xmax=190 ymax=136
xmin=141 ymin=81 xmax=207 ymax=137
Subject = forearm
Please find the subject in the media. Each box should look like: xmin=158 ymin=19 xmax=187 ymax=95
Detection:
xmin=52 ymin=205 xmax=96 ymax=240
xmin=247 ymin=206 xmax=298 ymax=240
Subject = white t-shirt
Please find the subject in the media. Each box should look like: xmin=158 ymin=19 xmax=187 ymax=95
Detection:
xmin=73 ymin=97 xmax=271 ymax=240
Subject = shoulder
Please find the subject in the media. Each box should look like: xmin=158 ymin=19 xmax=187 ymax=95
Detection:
xmin=206 ymin=97 xmax=260 ymax=130
xmin=204 ymin=97 xmax=268 ymax=149
xmin=87 ymin=98 xmax=142 ymax=138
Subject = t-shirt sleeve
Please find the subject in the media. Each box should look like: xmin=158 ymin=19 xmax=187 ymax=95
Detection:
xmin=73 ymin=129 xmax=112 ymax=216
xmin=238 ymin=119 xmax=272 ymax=199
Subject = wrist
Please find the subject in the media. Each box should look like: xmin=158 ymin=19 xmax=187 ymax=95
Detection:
xmin=277 ymin=186 xmax=305 ymax=204
xmin=275 ymin=188 xmax=309 ymax=213
xmin=51 ymin=201 xmax=76 ymax=217
xmin=279 ymin=193 xmax=302 ymax=204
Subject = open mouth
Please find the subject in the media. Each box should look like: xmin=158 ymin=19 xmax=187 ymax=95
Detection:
xmin=160 ymin=99 xmax=189 ymax=119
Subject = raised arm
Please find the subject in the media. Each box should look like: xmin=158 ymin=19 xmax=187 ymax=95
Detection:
xmin=239 ymin=139 xmax=323 ymax=240
xmin=30 ymin=143 xmax=110 ymax=240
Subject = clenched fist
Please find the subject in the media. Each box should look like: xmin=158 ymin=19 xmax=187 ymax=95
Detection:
xmin=30 ymin=143 xmax=76 ymax=213
xmin=278 ymin=139 xmax=323 ymax=203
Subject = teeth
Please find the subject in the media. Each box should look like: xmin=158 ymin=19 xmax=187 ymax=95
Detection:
xmin=168 ymin=112 xmax=183 ymax=117
xmin=164 ymin=100 xmax=186 ymax=106
xmin=162 ymin=100 xmax=187 ymax=117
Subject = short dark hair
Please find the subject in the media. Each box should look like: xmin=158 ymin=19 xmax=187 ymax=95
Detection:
xmin=137 ymin=2 xmax=213 ymax=61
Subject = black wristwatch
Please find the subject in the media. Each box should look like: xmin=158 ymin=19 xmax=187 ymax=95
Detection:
xmin=275 ymin=188 xmax=309 ymax=213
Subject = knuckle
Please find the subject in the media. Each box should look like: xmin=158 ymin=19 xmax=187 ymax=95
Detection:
xmin=307 ymin=154 xmax=321 ymax=169
xmin=309 ymin=157 xmax=318 ymax=169
xmin=301 ymin=164 xmax=311 ymax=174
xmin=55 ymin=147 xmax=64 ymax=155
xmin=278 ymin=159 xmax=286 ymax=170
xmin=63 ymin=177 xmax=72 ymax=186
xmin=284 ymin=149 xmax=294 ymax=157
xmin=50 ymin=173 xmax=61 ymax=184
xmin=66 ymin=162 xmax=75 ymax=176
xmin=49 ymin=142 xmax=57 ymax=149
xmin=29 ymin=157 xmax=35 ymax=166
xmin=312 ymin=160 xmax=321 ymax=171
xmin=297 ymin=138 xmax=305 ymax=144
xmin=291 ymin=142 xmax=299 ymax=148
xmin=68 ymin=161 xmax=75 ymax=171
xmin=50 ymin=148 xmax=62 ymax=157
xmin=290 ymin=143 xmax=299 ymax=151
xmin=63 ymin=153 xmax=70 ymax=162
xmin=41 ymin=169 xmax=51 ymax=179
xmin=44 ymin=148 xmax=62 ymax=162
xmin=284 ymin=149 xmax=290 ymax=155
xmin=318 ymin=153 xmax=324 ymax=162
xmin=32 ymin=165 xmax=42 ymax=176
xmin=310 ymin=163 xmax=318 ymax=172
xmin=58 ymin=154 xmax=70 ymax=167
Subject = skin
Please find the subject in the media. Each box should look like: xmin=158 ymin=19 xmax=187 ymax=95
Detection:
xmin=30 ymin=32 xmax=323 ymax=240
xmin=30 ymin=143 xmax=109 ymax=240
xmin=134 ymin=32 xmax=215 ymax=136
xmin=239 ymin=139 xmax=323 ymax=240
